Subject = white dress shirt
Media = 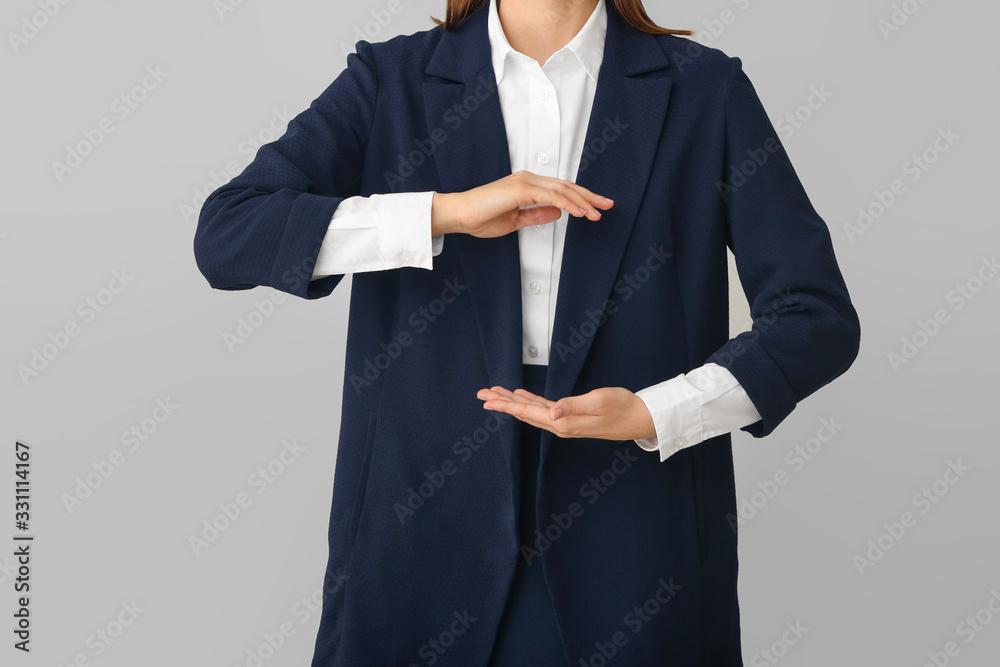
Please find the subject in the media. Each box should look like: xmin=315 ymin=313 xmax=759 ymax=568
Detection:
xmin=311 ymin=0 xmax=761 ymax=462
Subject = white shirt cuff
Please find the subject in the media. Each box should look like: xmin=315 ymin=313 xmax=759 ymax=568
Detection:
xmin=634 ymin=373 xmax=703 ymax=463
xmin=312 ymin=191 xmax=437 ymax=278
xmin=633 ymin=363 xmax=762 ymax=463
xmin=377 ymin=191 xmax=437 ymax=270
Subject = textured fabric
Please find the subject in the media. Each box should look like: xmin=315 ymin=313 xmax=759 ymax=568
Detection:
xmin=193 ymin=0 xmax=861 ymax=664
xmin=487 ymin=363 xmax=568 ymax=666
xmin=308 ymin=0 xmax=760 ymax=459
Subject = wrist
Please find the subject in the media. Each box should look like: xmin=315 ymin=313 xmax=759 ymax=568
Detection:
xmin=431 ymin=192 xmax=464 ymax=236
xmin=634 ymin=394 xmax=658 ymax=441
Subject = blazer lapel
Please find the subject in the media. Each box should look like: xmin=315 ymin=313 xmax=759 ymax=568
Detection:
xmin=542 ymin=3 xmax=673 ymax=459
xmin=422 ymin=5 xmax=523 ymax=480
xmin=421 ymin=0 xmax=674 ymax=481
xmin=543 ymin=5 xmax=673 ymax=403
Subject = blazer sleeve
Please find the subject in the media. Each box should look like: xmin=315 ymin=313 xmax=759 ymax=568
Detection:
xmin=193 ymin=40 xmax=379 ymax=300
xmin=705 ymin=56 xmax=861 ymax=438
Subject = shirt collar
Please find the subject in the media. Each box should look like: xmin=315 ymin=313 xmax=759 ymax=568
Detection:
xmin=487 ymin=0 xmax=607 ymax=85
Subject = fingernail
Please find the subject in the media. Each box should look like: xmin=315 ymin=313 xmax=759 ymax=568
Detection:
xmin=552 ymin=407 xmax=563 ymax=420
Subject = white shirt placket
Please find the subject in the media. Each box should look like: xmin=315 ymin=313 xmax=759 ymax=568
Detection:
xmin=518 ymin=56 xmax=563 ymax=365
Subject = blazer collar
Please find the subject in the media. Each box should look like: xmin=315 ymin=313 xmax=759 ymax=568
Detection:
xmin=426 ymin=0 xmax=668 ymax=82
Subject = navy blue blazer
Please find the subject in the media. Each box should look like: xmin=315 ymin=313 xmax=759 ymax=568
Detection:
xmin=194 ymin=1 xmax=860 ymax=665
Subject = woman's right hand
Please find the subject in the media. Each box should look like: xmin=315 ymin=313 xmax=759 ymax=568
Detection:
xmin=431 ymin=170 xmax=615 ymax=239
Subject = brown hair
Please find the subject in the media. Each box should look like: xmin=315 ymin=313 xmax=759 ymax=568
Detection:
xmin=430 ymin=0 xmax=693 ymax=36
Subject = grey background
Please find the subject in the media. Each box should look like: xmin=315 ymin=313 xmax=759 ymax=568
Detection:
xmin=2 ymin=0 xmax=998 ymax=665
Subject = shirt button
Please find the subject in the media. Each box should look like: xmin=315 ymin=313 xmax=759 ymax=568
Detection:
xmin=541 ymin=90 xmax=550 ymax=101
xmin=528 ymin=280 xmax=541 ymax=294
xmin=526 ymin=345 xmax=538 ymax=358
xmin=556 ymin=54 xmax=565 ymax=63
xmin=533 ymin=222 xmax=546 ymax=231
xmin=676 ymin=437 xmax=687 ymax=448
xmin=537 ymin=152 xmax=550 ymax=165
xmin=401 ymin=252 xmax=414 ymax=264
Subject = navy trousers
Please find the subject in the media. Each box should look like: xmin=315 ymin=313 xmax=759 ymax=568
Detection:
xmin=487 ymin=363 xmax=569 ymax=666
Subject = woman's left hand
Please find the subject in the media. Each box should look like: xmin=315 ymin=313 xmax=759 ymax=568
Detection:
xmin=476 ymin=385 xmax=656 ymax=442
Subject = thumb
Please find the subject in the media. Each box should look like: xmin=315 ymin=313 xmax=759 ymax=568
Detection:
xmin=518 ymin=205 xmax=562 ymax=228
xmin=549 ymin=394 xmax=592 ymax=421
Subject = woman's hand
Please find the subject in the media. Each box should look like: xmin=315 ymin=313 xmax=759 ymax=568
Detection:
xmin=476 ymin=384 xmax=657 ymax=442
xmin=432 ymin=170 xmax=614 ymax=239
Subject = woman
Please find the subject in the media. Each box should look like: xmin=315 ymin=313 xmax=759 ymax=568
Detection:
xmin=194 ymin=0 xmax=861 ymax=665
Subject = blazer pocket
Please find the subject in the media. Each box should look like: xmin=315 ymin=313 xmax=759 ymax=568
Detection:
xmin=347 ymin=412 xmax=378 ymax=545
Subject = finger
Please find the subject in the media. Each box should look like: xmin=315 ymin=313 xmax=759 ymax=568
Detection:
xmin=481 ymin=386 xmax=543 ymax=407
xmin=481 ymin=397 xmax=550 ymax=424
xmin=548 ymin=184 xmax=601 ymax=220
xmin=487 ymin=400 xmax=598 ymax=438
xmin=516 ymin=172 xmax=613 ymax=212
xmin=512 ymin=388 xmax=555 ymax=406
xmin=556 ymin=181 xmax=615 ymax=216
xmin=543 ymin=178 xmax=615 ymax=214
xmin=569 ymin=183 xmax=615 ymax=210
xmin=476 ymin=386 xmax=531 ymax=404
xmin=520 ymin=182 xmax=596 ymax=220
xmin=516 ymin=205 xmax=563 ymax=228
xmin=549 ymin=393 xmax=602 ymax=420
